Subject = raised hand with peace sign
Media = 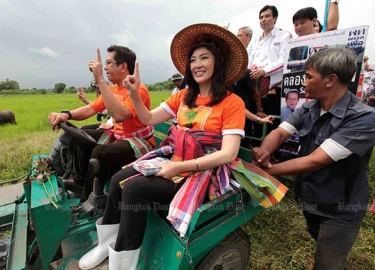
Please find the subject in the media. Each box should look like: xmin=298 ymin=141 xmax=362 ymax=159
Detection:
xmin=123 ymin=61 xmax=141 ymax=100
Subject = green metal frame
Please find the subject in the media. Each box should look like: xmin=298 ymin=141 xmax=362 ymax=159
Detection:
xmin=2 ymin=121 xmax=273 ymax=269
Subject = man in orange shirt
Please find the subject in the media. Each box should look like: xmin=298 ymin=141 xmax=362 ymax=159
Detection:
xmin=48 ymin=45 xmax=154 ymax=199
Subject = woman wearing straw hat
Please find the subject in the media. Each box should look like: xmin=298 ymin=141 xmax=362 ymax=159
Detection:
xmin=79 ymin=23 xmax=281 ymax=270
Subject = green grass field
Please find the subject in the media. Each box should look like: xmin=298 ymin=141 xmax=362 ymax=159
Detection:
xmin=0 ymin=92 xmax=374 ymax=269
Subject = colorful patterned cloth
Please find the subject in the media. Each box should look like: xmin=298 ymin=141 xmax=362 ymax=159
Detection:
xmin=98 ymin=125 xmax=154 ymax=144
xmin=97 ymin=127 xmax=154 ymax=159
xmin=133 ymin=157 xmax=171 ymax=176
xmin=122 ymin=125 xmax=288 ymax=237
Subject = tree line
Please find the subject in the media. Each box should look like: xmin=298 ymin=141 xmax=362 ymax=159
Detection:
xmin=0 ymin=78 xmax=174 ymax=95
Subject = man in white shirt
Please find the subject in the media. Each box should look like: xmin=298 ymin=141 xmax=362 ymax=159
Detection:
xmin=248 ymin=5 xmax=291 ymax=133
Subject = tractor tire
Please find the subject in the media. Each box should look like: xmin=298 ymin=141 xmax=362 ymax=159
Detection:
xmin=196 ymin=228 xmax=250 ymax=270
xmin=49 ymin=132 xmax=72 ymax=177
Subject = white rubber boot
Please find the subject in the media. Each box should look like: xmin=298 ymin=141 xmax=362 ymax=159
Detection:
xmin=108 ymin=241 xmax=140 ymax=270
xmin=78 ymin=218 xmax=119 ymax=269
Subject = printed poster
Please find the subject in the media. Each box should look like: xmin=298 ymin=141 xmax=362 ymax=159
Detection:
xmin=278 ymin=26 xmax=369 ymax=160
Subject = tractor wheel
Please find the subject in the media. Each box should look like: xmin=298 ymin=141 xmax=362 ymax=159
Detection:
xmin=196 ymin=228 xmax=250 ymax=270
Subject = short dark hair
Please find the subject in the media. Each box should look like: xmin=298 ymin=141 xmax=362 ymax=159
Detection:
xmin=316 ymin=20 xmax=323 ymax=32
xmin=293 ymin=7 xmax=317 ymax=23
xmin=107 ymin=45 xmax=136 ymax=74
xmin=305 ymin=48 xmax=357 ymax=85
xmin=286 ymin=89 xmax=300 ymax=99
xmin=259 ymin=5 xmax=278 ymax=18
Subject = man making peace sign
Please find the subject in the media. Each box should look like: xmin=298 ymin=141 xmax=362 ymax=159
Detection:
xmin=48 ymin=45 xmax=155 ymax=201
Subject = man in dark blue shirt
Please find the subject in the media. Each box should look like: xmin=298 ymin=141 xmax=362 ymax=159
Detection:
xmin=253 ymin=48 xmax=375 ymax=269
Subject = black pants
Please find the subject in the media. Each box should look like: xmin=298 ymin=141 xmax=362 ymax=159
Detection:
xmin=102 ymin=167 xmax=182 ymax=251
xmin=303 ymin=211 xmax=362 ymax=270
xmin=78 ymin=129 xmax=137 ymax=200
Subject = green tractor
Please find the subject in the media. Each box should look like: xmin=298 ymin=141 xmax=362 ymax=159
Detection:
xmin=0 ymin=122 xmax=279 ymax=270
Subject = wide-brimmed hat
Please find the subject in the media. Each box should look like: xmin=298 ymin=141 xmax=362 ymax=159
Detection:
xmin=171 ymin=73 xmax=184 ymax=81
xmin=170 ymin=23 xmax=248 ymax=85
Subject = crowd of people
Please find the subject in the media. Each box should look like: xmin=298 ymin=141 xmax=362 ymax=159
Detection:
xmin=46 ymin=2 xmax=375 ymax=270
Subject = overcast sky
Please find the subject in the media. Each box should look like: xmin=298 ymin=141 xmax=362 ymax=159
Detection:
xmin=0 ymin=0 xmax=374 ymax=89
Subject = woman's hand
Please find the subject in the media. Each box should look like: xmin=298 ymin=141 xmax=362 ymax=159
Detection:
xmin=155 ymin=161 xmax=180 ymax=180
xmin=260 ymin=115 xmax=275 ymax=124
xmin=88 ymin=48 xmax=104 ymax=82
xmin=123 ymin=61 xmax=141 ymax=100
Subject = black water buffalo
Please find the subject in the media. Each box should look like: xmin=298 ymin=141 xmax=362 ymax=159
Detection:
xmin=0 ymin=110 xmax=16 ymax=125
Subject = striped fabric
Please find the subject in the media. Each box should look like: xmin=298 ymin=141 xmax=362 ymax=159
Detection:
xmin=121 ymin=125 xmax=288 ymax=237
xmin=97 ymin=129 xmax=154 ymax=159
xmin=230 ymin=159 xmax=289 ymax=208
xmin=126 ymin=137 xmax=154 ymax=158
xmin=98 ymin=125 xmax=154 ymax=145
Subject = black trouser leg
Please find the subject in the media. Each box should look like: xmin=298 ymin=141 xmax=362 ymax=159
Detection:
xmin=303 ymin=211 xmax=362 ymax=270
xmin=74 ymin=129 xmax=104 ymax=182
xmin=82 ymin=140 xmax=137 ymax=200
xmin=102 ymin=167 xmax=182 ymax=251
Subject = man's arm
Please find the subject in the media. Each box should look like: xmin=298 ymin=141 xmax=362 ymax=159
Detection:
xmin=326 ymin=2 xmax=339 ymax=31
xmin=48 ymin=105 xmax=97 ymax=130
xmin=96 ymin=80 xmax=132 ymax=122
xmin=252 ymin=127 xmax=291 ymax=168
xmin=265 ymin=147 xmax=334 ymax=175
xmin=89 ymin=49 xmax=132 ymax=123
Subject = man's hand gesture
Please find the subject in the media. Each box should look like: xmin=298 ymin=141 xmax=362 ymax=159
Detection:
xmin=88 ymin=48 xmax=104 ymax=82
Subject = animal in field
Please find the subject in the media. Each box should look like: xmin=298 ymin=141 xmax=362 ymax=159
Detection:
xmin=0 ymin=110 xmax=16 ymax=125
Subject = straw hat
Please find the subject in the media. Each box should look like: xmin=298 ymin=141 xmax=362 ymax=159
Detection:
xmin=170 ymin=23 xmax=248 ymax=85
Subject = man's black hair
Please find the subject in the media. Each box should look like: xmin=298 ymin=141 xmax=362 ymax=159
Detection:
xmin=107 ymin=45 xmax=136 ymax=74
xmin=259 ymin=5 xmax=278 ymax=18
xmin=293 ymin=7 xmax=318 ymax=23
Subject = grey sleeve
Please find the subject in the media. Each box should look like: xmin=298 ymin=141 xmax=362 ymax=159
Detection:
xmin=330 ymin=111 xmax=375 ymax=156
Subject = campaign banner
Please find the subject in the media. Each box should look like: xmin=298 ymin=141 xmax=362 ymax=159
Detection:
xmin=278 ymin=26 xmax=369 ymax=160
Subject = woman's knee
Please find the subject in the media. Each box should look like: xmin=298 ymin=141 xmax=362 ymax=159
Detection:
xmin=108 ymin=167 xmax=139 ymax=193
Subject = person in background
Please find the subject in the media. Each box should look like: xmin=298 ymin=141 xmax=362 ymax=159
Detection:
xmin=170 ymin=73 xmax=186 ymax=124
xmin=78 ymin=80 xmax=109 ymax=122
xmin=253 ymin=48 xmax=375 ymax=269
xmin=313 ymin=20 xmax=323 ymax=33
xmin=171 ymin=73 xmax=184 ymax=95
xmin=237 ymin=26 xmax=252 ymax=51
xmin=77 ymin=82 xmax=113 ymax=130
xmin=294 ymin=1 xmax=339 ymax=37
xmin=363 ymin=55 xmax=369 ymax=71
xmin=232 ymin=25 xmax=273 ymax=146
xmin=247 ymin=5 xmax=290 ymax=134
